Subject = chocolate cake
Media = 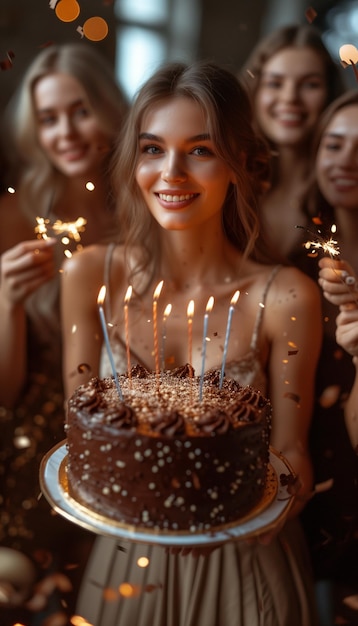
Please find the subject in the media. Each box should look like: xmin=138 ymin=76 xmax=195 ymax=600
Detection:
xmin=65 ymin=365 xmax=272 ymax=532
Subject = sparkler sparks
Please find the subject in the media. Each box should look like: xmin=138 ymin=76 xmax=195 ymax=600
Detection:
xmin=35 ymin=216 xmax=87 ymax=255
xmin=296 ymin=224 xmax=340 ymax=258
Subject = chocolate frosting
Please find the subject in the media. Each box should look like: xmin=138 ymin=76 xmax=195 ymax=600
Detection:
xmin=149 ymin=411 xmax=185 ymax=436
xmin=196 ymin=409 xmax=231 ymax=434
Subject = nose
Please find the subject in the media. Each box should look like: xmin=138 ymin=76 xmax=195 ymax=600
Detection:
xmin=338 ymin=144 xmax=358 ymax=168
xmin=57 ymin=114 xmax=76 ymax=137
xmin=280 ymin=80 xmax=299 ymax=102
xmin=161 ymin=152 xmax=187 ymax=182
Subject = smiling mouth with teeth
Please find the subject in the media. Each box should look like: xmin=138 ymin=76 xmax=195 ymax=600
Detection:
xmin=158 ymin=193 xmax=197 ymax=202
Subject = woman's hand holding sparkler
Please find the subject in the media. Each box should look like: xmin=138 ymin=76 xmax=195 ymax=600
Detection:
xmin=318 ymin=257 xmax=358 ymax=308
xmin=0 ymin=238 xmax=56 ymax=306
xmin=318 ymin=256 xmax=358 ymax=448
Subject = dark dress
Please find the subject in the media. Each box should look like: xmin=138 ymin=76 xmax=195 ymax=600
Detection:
xmin=0 ymin=247 xmax=94 ymax=625
xmin=294 ymin=245 xmax=358 ymax=625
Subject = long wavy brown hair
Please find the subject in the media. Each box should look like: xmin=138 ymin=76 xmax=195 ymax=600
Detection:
xmin=112 ymin=60 xmax=276 ymax=291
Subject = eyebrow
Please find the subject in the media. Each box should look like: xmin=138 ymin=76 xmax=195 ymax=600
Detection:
xmin=261 ymin=71 xmax=324 ymax=79
xmin=322 ymin=131 xmax=344 ymax=139
xmin=138 ymin=132 xmax=211 ymax=142
xmin=36 ymin=98 xmax=85 ymax=113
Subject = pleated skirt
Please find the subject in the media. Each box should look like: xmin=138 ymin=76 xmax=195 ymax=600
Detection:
xmin=75 ymin=519 xmax=317 ymax=626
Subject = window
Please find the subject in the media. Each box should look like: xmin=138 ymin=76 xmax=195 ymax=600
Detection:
xmin=114 ymin=0 xmax=201 ymax=100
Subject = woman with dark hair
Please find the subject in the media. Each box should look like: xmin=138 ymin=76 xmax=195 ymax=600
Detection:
xmin=299 ymin=90 xmax=358 ymax=625
xmin=61 ymin=60 xmax=322 ymax=626
xmin=239 ymin=24 xmax=346 ymax=262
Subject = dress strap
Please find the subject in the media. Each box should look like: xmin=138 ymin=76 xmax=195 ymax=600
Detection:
xmin=103 ymin=243 xmax=117 ymax=319
xmin=250 ymin=265 xmax=282 ymax=351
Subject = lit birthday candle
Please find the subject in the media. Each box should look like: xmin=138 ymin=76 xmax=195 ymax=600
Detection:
xmin=199 ymin=296 xmax=214 ymax=401
xmin=219 ymin=290 xmax=240 ymax=389
xmin=97 ymin=285 xmax=123 ymax=401
xmin=161 ymin=303 xmax=172 ymax=371
xmin=124 ymin=285 xmax=133 ymax=382
xmin=187 ymin=300 xmax=195 ymax=374
xmin=153 ymin=281 xmax=164 ymax=383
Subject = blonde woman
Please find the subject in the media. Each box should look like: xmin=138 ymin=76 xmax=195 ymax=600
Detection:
xmin=0 ymin=43 xmax=127 ymax=622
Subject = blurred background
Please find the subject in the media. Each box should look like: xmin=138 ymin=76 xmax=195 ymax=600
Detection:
xmin=0 ymin=0 xmax=357 ymax=111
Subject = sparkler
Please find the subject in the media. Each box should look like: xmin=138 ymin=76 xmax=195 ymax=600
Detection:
xmin=35 ymin=216 xmax=87 ymax=256
xmin=296 ymin=224 xmax=340 ymax=258
xmin=297 ymin=224 xmax=358 ymax=301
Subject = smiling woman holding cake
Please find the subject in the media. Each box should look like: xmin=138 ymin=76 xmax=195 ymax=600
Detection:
xmin=61 ymin=60 xmax=322 ymax=626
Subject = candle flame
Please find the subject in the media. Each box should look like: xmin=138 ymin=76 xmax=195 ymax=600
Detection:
xmin=187 ymin=300 xmax=195 ymax=318
xmin=230 ymin=290 xmax=240 ymax=306
xmin=153 ymin=280 xmax=164 ymax=301
xmin=163 ymin=303 xmax=172 ymax=319
xmin=97 ymin=285 xmax=106 ymax=306
xmin=124 ymin=285 xmax=133 ymax=303
xmin=206 ymin=296 xmax=214 ymax=313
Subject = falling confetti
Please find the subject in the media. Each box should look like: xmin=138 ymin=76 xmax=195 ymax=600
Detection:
xmin=0 ymin=50 xmax=15 ymax=71
xmin=287 ymin=341 xmax=298 ymax=356
xmin=305 ymin=6 xmax=317 ymax=23
xmin=283 ymin=391 xmax=301 ymax=405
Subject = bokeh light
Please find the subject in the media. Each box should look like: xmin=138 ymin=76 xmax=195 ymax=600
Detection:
xmin=55 ymin=0 xmax=80 ymax=22
xmin=83 ymin=17 xmax=109 ymax=41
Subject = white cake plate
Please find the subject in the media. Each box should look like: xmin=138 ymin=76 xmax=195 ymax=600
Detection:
xmin=40 ymin=440 xmax=295 ymax=547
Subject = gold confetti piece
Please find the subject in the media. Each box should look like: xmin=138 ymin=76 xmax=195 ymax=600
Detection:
xmin=77 ymin=363 xmax=92 ymax=374
xmin=0 ymin=50 xmax=15 ymax=71
xmin=319 ymin=384 xmax=340 ymax=408
xmin=283 ymin=391 xmax=301 ymax=405
xmin=314 ymin=478 xmax=334 ymax=493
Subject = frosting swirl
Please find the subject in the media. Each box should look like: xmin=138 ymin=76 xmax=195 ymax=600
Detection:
xmin=149 ymin=411 xmax=185 ymax=436
xmin=130 ymin=364 xmax=150 ymax=379
xmin=106 ymin=404 xmax=137 ymax=428
xmin=172 ymin=364 xmax=195 ymax=378
xmin=196 ymin=410 xmax=231 ymax=434
xmin=76 ymin=388 xmax=101 ymax=412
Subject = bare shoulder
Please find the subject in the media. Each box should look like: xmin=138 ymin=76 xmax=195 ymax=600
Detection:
xmin=62 ymin=244 xmax=108 ymax=282
xmin=267 ymin=264 xmax=321 ymax=306
xmin=61 ymin=242 xmax=127 ymax=297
